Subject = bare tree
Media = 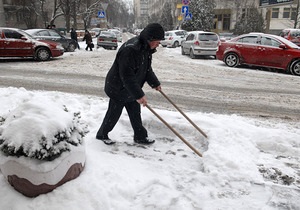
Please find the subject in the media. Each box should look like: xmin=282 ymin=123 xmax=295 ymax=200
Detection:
xmin=233 ymin=1 xmax=264 ymax=35
xmin=293 ymin=0 xmax=300 ymax=28
xmin=78 ymin=0 xmax=101 ymax=29
xmin=48 ymin=0 xmax=64 ymax=27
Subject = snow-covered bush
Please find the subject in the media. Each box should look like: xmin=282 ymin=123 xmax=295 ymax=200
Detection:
xmin=0 ymin=99 xmax=89 ymax=161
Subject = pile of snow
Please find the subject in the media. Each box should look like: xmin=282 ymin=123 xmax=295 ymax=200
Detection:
xmin=0 ymin=96 xmax=88 ymax=161
xmin=0 ymin=87 xmax=299 ymax=209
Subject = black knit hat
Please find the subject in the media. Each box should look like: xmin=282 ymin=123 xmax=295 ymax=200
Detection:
xmin=140 ymin=23 xmax=165 ymax=41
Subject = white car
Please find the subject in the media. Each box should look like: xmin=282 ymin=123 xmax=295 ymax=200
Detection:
xmin=160 ymin=30 xmax=188 ymax=48
xmin=181 ymin=31 xmax=219 ymax=59
xmin=108 ymin=29 xmax=122 ymax=42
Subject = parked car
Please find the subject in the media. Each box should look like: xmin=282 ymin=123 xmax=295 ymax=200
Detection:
xmin=181 ymin=31 xmax=219 ymax=59
xmin=279 ymin=28 xmax=300 ymax=46
xmin=216 ymin=32 xmax=300 ymax=76
xmin=25 ymin=29 xmax=77 ymax=52
xmin=218 ymin=32 xmax=235 ymax=41
xmin=97 ymin=31 xmax=118 ymax=50
xmin=108 ymin=29 xmax=122 ymax=42
xmin=160 ymin=30 xmax=188 ymax=48
xmin=0 ymin=27 xmax=64 ymax=61
xmin=90 ymin=28 xmax=107 ymax=37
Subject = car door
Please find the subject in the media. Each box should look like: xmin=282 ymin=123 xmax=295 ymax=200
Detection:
xmin=256 ymin=36 xmax=287 ymax=68
xmin=235 ymin=35 xmax=259 ymax=65
xmin=0 ymin=30 xmax=4 ymax=55
xmin=1 ymin=29 xmax=33 ymax=57
xmin=183 ymin=33 xmax=195 ymax=53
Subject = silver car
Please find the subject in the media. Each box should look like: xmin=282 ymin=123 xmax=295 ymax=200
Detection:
xmin=108 ymin=29 xmax=122 ymax=42
xmin=160 ymin=30 xmax=188 ymax=48
xmin=181 ymin=31 xmax=219 ymax=59
xmin=97 ymin=31 xmax=118 ymax=50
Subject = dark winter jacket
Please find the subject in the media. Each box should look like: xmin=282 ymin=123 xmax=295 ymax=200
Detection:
xmin=104 ymin=35 xmax=160 ymax=102
xmin=71 ymin=30 xmax=78 ymax=41
xmin=82 ymin=32 xmax=92 ymax=44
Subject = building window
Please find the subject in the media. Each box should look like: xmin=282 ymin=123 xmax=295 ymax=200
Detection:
xmin=218 ymin=14 xmax=222 ymax=21
xmin=242 ymin=9 xmax=246 ymax=19
xmin=283 ymin=8 xmax=290 ymax=18
xmin=223 ymin=14 xmax=230 ymax=31
xmin=291 ymin=8 xmax=297 ymax=20
xmin=272 ymin=8 xmax=279 ymax=18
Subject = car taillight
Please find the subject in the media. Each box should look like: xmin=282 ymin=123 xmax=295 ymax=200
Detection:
xmin=169 ymin=37 xmax=173 ymax=40
xmin=194 ymin=41 xmax=200 ymax=46
xmin=99 ymin=38 xmax=104 ymax=41
xmin=112 ymin=39 xmax=117 ymax=42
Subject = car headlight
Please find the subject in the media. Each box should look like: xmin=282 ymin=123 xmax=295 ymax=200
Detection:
xmin=56 ymin=44 xmax=64 ymax=50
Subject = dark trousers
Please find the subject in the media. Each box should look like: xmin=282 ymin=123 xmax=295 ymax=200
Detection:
xmin=96 ymin=98 xmax=148 ymax=140
xmin=85 ymin=44 xmax=92 ymax=51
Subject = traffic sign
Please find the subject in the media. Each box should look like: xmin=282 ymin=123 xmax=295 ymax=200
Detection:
xmin=185 ymin=13 xmax=192 ymax=20
xmin=182 ymin=0 xmax=190 ymax=5
xmin=98 ymin=11 xmax=106 ymax=18
xmin=181 ymin=6 xmax=189 ymax=14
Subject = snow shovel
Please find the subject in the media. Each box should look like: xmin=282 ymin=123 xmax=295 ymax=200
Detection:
xmin=159 ymin=90 xmax=208 ymax=139
xmin=146 ymin=104 xmax=202 ymax=158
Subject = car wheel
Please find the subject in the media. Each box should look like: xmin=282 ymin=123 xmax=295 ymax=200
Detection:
xmin=289 ymin=59 xmax=300 ymax=76
xmin=224 ymin=53 xmax=239 ymax=67
xmin=181 ymin=46 xmax=185 ymax=55
xmin=189 ymin=49 xmax=196 ymax=59
xmin=35 ymin=47 xmax=51 ymax=61
xmin=68 ymin=43 xmax=76 ymax=52
xmin=173 ymin=41 xmax=179 ymax=48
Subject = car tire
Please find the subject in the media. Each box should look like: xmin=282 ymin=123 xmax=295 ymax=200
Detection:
xmin=289 ymin=59 xmax=300 ymax=76
xmin=173 ymin=41 xmax=179 ymax=48
xmin=189 ymin=49 xmax=196 ymax=59
xmin=67 ymin=43 xmax=76 ymax=52
xmin=224 ymin=53 xmax=239 ymax=67
xmin=181 ymin=46 xmax=185 ymax=55
xmin=35 ymin=47 xmax=51 ymax=61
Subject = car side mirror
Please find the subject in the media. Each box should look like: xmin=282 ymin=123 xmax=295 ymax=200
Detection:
xmin=21 ymin=36 xmax=28 ymax=41
xmin=279 ymin=44 xmax=286 ymax=49
xmin=220 ymin=38 xmax=226 ymax=42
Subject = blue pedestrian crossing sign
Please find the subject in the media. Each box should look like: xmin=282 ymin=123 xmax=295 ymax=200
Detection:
xmin=185 ymin=13 xmax=192 ymax=20
xmin=98 ymin=10 xmax=106 ymax=18
xmin=181 ymin=5 xmax=189 ymax=14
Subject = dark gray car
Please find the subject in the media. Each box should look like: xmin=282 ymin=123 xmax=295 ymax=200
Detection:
xmin=25 ymin=29 xmax=77 ymax=52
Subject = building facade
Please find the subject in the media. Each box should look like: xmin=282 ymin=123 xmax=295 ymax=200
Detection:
xmin=1 ymin=0 xmax=299 ymax=35
xmin=133 ymin=0 xmax=299 ymax=35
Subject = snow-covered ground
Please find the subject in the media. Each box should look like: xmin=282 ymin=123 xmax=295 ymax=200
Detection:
xmin=0 ymin=35 xmax=299 ymax=210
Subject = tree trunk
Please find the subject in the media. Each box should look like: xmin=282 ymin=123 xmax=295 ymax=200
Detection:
xmin=0 ymin=0 xmax=6 ymax=26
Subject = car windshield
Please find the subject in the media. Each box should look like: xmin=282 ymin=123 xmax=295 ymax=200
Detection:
xmin=198 ymin=33 xmax=218 ymax=41
xmin=276 ymin=35 xmax=300 ymax=48
xmin=290 ymin=30 xmax=300 ymax=37
xmin=101 ymin=32 xmax=116 ymax=37
xmin=17 ymin=30 xmax=34 ymax=39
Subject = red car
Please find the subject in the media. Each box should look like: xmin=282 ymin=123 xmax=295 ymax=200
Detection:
xmin=0 ymin=27 xmax=64 ymax=61
xmin=216 ymin=33 xmax=300 ymax=76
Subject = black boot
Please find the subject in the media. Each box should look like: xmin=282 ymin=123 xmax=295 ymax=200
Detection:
xmin=134 ymin=137 xmax=155 ymax=145
xmin=96 ymin=135 xmax=116 ymax=145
